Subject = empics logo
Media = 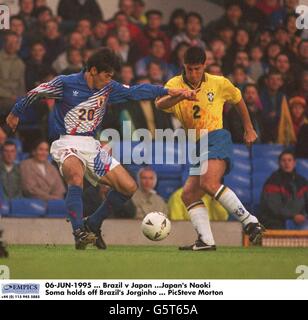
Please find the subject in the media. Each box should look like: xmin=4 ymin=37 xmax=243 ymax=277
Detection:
xmin=0 ymin=265 xmax=10 ymax=280
xmin=0 ymin=5 xmax=10 ymax=30
xmin=1 ymin=283 xmax=40 ymax=294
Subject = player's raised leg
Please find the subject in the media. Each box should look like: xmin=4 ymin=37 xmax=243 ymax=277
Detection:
xmin=85 ymin=164 xmax=137 ymax=236
xmin=199 ymin=159 xmax=264 ymax=244
xmin=179 ymin=176 xmax=216 ymax=251
xmin=62 ymin=156 xmax=97 ymax=248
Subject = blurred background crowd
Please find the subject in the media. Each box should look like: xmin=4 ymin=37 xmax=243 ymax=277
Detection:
xmin=0 ymin=0 xmax=307 ymax=229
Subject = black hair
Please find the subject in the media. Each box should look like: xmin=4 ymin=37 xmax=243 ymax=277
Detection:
xmin=145 ymin=10 xmax=163 ymax=19
xmin=4 ymin=31 xmax=19 ymax=40
xmin=170 ymin=41 xmax=189 ymax=64
xmin=30 ymin=40 xmax=45 ymax=49
xmin=114 ymin=11 xmax=127 ymax=19
xmin=150 ymin=38 xmax=165 ymax=48
xmin=32 ymin=139 xmax=49 ymax=152
xmin=275 ymin=52 xmax=290 ymax=61
xmin=147 ymin=60 xmax=162 ymax=71
xmin=233 ymin=64 xmax=246 ymax=73
xmin=34 ymin=5 xmax=52 ymax=18
xmin=38 ymin=67 xmax=57 ymax=82
xmin=184 ymin=46 xmax=206 ymax=65
xmin=169 ymin=8 xmax=186 ymax=22
xmin=243 ymin=83 xmax=258 ymax=92
xmin=235 ymin=49 xmax=249 ymax=56
xmin=186 ymin=12 xmax=203 ymax=25
xmin=10 ymin=15 xmax=25 ymax=24
xmin=3 ymin=140 xmax=16 ymax=148
xmin=225 ymin=0 xmax=242 ymax=10
xmin=134 ymin=0 xmax=145 ymax=6
xmin=298 ymin=39 xmax=308 ymax=51
xmin=279 ymin=150 xmax=296 ymax=162
xmin=266 ymin=68 xmax=282 ymax=78
xmin=86 ymin=47 xmax=122 ymax=74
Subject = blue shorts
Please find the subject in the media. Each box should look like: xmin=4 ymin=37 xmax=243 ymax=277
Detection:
xmin=189 ymin=129 xmax=233 ymax=176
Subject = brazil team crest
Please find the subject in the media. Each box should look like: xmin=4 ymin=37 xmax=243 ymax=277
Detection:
xmin=207 ymin=92 xmax=215 ymax=102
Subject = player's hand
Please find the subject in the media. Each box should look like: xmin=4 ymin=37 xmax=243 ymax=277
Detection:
xmin=167 ymin=88 xmax=199 ymax=101
xmin=181 ymin=88 xmax=200 ymax=101
xmin=294 ymin=214 xmax=306 ymax=225
xmin=6 ymin=112 xmax=19 ymax=132
xmin=244 ymin=129 xmax=258 ymax=147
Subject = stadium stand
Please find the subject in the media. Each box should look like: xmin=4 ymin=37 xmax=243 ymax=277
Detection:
xmin=46 ymin=200 xmax=67 ymax=218
xmin=10 ymin=199 xmax=47 ymax=217
xmin=0 ymin=0 xmax=307 ymax=231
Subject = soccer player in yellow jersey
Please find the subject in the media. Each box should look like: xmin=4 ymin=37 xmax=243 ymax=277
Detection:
xmin=156 ymin=47 xmax=265 ymax=250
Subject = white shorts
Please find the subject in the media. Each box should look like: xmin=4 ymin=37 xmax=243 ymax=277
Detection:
xmin=50 ymin=135 xmax=120 ymax=186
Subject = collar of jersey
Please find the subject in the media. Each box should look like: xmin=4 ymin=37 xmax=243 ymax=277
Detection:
xmin=182 ymin=72 xmax=207 ymax=90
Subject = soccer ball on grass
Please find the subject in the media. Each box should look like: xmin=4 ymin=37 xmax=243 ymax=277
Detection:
xmin=141 ymin=212 xmax=171 ymax=241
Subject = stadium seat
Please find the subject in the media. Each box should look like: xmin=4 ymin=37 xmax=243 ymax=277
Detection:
xmin=232 ymin=159 xmax=251 ymax=174
xmin=224 ymin=173 xmax=251 ymax=189
xmin=0 ymin=184 xmax=9 ymax=216
xmin=252 ymin=173 xmax=270 ymax=189
xmin=125 ymin=164 xmax=142 ymax=179
xmin=232 ymin=144 xmax=250 ymax=160
xmin=47 ymin=200 xmax=67 ymax=218
xmin=181 ymin=165 xmax=190 ymax=184
xmin=0 ymin=199 xmax=10 ymax=217
xmin=156 ymin=179 xmax=182 ymax=200
xmin=297 ymin=159 xmax=308 ymax=180
xmin=151 ymin=164 xmax=183 ymax=179
xmin=252 ymin=158 xmax=278 ymax=175
xmin=286 ymin=219 xmax=298 ymax=230
xmin=10 ymin=199 xmax=47 ymax=217
xmin=252 ymin=187 xmax=263 ymax=206
xmin=231 ymin=186 xmax=252 ymax=207
xmin=252 ymin=144 xmax=284 ymax=159
xmin=17 ymin=152 xmax=29 ymax=163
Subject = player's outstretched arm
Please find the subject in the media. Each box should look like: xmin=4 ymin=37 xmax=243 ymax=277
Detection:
xmin=155 ymin=89 xmax=199 ymax=110
xmin=6 ymin=76 xmax=64 ymax=132
xmin=234 ymin=98 xmax=258 ymax=147
xmin=108 ymin=82 xmax=198 ymax=105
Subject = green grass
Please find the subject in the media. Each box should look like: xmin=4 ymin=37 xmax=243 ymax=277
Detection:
xmin=1 ymin=245 xmax=307 ymax=279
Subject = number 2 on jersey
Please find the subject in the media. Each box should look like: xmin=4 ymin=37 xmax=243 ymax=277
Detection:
xmin=193 ymin=105 xmax=201 ymax=119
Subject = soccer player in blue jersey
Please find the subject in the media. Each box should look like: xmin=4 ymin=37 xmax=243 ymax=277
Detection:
xmin=6 ymin=48 xmax=197 ymax=249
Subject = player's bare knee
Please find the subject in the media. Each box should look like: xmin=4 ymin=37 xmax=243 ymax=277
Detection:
xmin=126 ymin=180 xmax=137 ymax=197
xmin=119 ymin=179 xmax=137 ymax=197
xmin=200 ymin=181 xmax=219 ymax=196
xmin=66 ymin=174 xmax=83 ymax=188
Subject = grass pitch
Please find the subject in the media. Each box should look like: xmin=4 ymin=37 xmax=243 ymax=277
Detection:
xmin=1 ymin=245 xmax=307 ymax=279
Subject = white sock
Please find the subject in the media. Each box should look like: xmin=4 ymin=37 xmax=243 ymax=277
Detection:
xmin=214 ymin=185 xmax=258 ymax=227
xmin=188 ymin=205 xmax=215 ymax=245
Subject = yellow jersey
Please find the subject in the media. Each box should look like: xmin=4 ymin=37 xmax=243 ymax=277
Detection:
xmin=164 ymin=73 xmax=242 ymax=138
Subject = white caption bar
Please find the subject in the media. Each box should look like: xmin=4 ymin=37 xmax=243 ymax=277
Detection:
xmin=0 ymin=280 xmax=308 ymax=300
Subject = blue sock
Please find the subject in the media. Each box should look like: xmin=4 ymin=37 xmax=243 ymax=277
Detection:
xmin=87 ymin=190 xmax=131 ymax=232
xmin=65 ymin=186 xmax=84 ymax=231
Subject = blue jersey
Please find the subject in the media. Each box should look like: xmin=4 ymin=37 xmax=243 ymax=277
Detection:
xmin=12 ymin=71 xmax=168 ymax=136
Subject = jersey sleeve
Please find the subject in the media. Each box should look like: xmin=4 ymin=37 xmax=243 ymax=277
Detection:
xmin=161 ymin=77 xmax=179 ymax=114
xmin=11 ymin=76 xmax=64 ymax=117
xmin=221 ymin=77 xmax=242 ymax=104
xmin=108 ymin=81 xmax=168 ymax=104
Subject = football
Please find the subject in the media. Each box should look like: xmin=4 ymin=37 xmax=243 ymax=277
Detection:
xmin=141 ymin=212 xmax=171 ymax=241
